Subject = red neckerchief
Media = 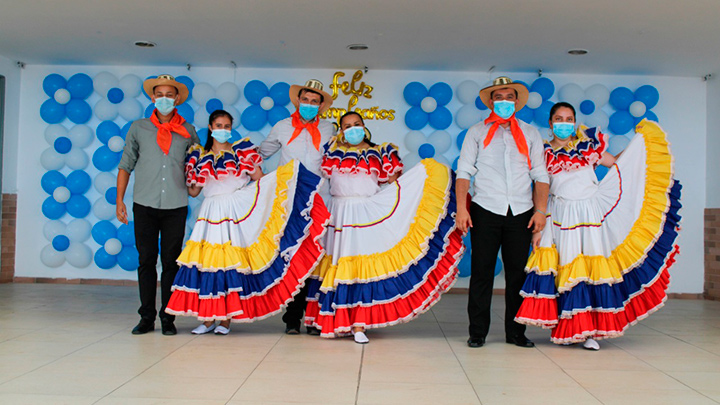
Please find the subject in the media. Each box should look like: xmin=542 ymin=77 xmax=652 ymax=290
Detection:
xmin=150 ymin=109 xmax=191 ymax=155
xmin=483 ymin=112 xmax=531 ymax=168
xmin=287 ymin=110 xmax=321 ymax=151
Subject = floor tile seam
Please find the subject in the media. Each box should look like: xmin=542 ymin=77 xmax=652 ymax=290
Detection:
xmin=354 ymin=345 xmax=365 ymax=405
xmin=534 ymin=339 xmax=604 ymax=403
xmin=435 ymin=310 xmax=484 ymax=405
xmin=227 ymin=333 xmax=284 ymax=401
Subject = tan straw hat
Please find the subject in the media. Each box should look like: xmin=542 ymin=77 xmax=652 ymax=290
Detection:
xmin=289 ymin=79 xmax=333 ymax=114
xmin=143 ymin=74 xmax=189 ymax=105
xmin=478 ymin=76 xmax=529 ymax=110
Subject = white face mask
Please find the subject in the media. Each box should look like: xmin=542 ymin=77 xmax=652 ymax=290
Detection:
xmin=154 ymin=97 xmax=176 ymax=115
xmin=210 ymin=129 xmax=232 ymax=143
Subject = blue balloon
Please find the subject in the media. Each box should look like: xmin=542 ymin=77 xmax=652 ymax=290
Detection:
xmin=229 ymin=130 xmax=243 ymax=144
xmin=403 ymin=82 xmax=428 ymax=106
xmin=579 ymin=100 xmax=595 ymax=115
xmin=54 ymin=137 xmax=72 ymax=154
xmin=97 ymin=121 xmax=121 ymax=144
xmin=595 ymin=164 xmax=609 ymax=181
xmin=42 ymin=197 xmax=66 ymax=219
xmin=268 ymin=105 xmax=291 ymax=126
xmin=418 ymin=143 xmax=436 ymax=159
xmin=121 ymin=122 xmax=132 ymax=139
xmin=609 ymin=87 xmax=634 ymax=110
xmin=144 ymin=102 xmax=155 ymax=118
xmin=66 ymin=195 xmax=91 ymax=218
xmin=66 ymin=170 xmax=92 ymax=194
xmin=176 ymin=103 xmax=194 ymax=123
xmin=117 ymin=222 xmax=135 ymax=246
xmin=197 ymin=128 xmax=209 ymax=145
xmin=516 ymin=106 xmax=534 ymax=123
xmin=41 ymin=170 xmax=66 ymax=194
xmin=429 ymin=82 xmax=453 ymax=106
xmin=644 ymin=110 xmax=659 ymax=122
xmin=65 ymin=99 xmax=92 ymax=124
xmin=457 ymin=233 xmax=472 ymax=277
xmin=456 ymin=129 xmax=468 ymax=150
xmin=52 ymin=235 xmax=70 ymax=252
xmin=142 ymin=76 xmax=157 ymax=100
xmin=269 ymin=82 xmax=291 ymax=106
xmin=66 ymin=73 xmax=93 ymax=100
xmin=92 ymin=220 xmax=117 ymax=245
xmin=609 ymin=110 xmax=634 ymax=135
xmin=514 ymin=80 xmax=530 ymax=90
xmin=117 ymin=246 xmax=140 ymax=271
xmin=94 ymin=248 xmax=117 ymax=269
xmin=531 ymin=77 xmax=555 ymax=100
xmin=40 ymin=99 xmax=66 ymax=124
xmin=405 ymin=106 xmax=428 ymax=130
xmin=474 ymin=96 xmax=488 ymax=110
xmin=244 ymin=80 xmax=269 ymax=105
xmin=92 ymin=146 xmax=121 ymax=172
xmin=175 ymin=76 xmax=195 ymax=101
xmin=533 ymin=100 xmax=554 ymax=128
xmin=634 ymin=85 xmax=659 ymax=109
xmin=452 ymin=156 xmax=459 ymax=171
xmin=43 ymin=74 xmax=67 ymax=97
xmin=206 ymin=98 xmax=223 ymax=114
xmin=105 ymin=187 xmax=118 ymax=205
xmin=494 ymin=257 xmax=503 ymax=276
xmin=107 ymin=88 xmax=124 ymax=104
xmin=241 ymin=104 xmax=268 ymax=131
xmin=428 ymin=106 xmax=452 ymax=130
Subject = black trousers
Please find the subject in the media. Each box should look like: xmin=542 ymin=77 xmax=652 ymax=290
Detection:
xmin=282 ymin=283 xmax=309 ymax=329
xmin=467 ymin=203 xmax=533 ymax=339
xmin=133 ymin=203 xmax=188 ymax=322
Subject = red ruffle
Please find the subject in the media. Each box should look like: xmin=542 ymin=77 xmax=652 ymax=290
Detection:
xmin=545 ymin=131 xmax=608 ymax=175
xmin=321 ymin=143 xmax=403 ymax=183
xmin=515 ymin=296 xmax=558 ymax=328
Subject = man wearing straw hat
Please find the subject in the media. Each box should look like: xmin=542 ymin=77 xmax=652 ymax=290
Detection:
xmin=456 ymin=76 xmax=549 ymax=348
xmin=117 ymin=74 xmax=200 ymax=336
xmin=259 ymin=79 xmax=334 ymax=335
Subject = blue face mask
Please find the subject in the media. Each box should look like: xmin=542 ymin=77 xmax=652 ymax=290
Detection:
xmin=343 ymin=126 xmax=365 ymax=145
xmin=493 ymin=100 xmax=516 ymax=119
xmin=299 ymin=103 xmax=319 ymax=121
xmin=552 ymin=122 xmax=575 ymax=139
xmin=211 ymin=129 xmax=232 ymax=144
xmin=154 ymin=97 xmax=176 ymax=115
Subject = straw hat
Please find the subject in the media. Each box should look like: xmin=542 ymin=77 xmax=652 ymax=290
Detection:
xmin=143 ymin=74 xmax=189 ymax=105
xmin=478 ymin=76 xmax=529 ymax=110
xmin=289 ymin=79 xmax=333 ymax=114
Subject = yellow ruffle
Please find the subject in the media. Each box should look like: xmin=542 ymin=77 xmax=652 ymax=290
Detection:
xmin=530 ymin=120 xmax=675 ymax=291
xmin=176 ymin=161 xmax=296 ymax=272
xmin=313 ymin=158 xmax=453 ymax=289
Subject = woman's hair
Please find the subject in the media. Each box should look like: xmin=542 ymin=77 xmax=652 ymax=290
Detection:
xmin=204 ymin=109 xmax=234 ymax=151
xmin=549 ymin=102 xmax=577 ymax=122
xmin=339 ymin=111 xmax=376 ymax=147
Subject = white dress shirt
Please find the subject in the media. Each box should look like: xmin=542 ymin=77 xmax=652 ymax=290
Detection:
xmin=456 ymin=119 xmax=549 ymax=216
xmin=258 ymin=116 xmax=334 ymax=175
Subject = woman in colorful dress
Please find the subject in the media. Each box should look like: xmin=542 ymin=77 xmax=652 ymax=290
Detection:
xmin=165 ymin=109 xmax=329 ymax=334
xmin=304 ymin=111 xmax=464 ymax=344
xmin=515 ymin=102 xmax=681 ymax=350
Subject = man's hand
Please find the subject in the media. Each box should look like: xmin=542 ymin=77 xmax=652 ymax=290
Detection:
xmin=531 ymin=231 xmax=542 ymax=251
xmin=116 ymin=201 xmax=128 ymax=224
xmin=527 ymin=211 xmax=546 ymax=233
xmin=456 ymin=209 xmax=473 ymax=235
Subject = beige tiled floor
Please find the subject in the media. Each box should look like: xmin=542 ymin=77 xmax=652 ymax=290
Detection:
xmin=0 ymin=284 xmax=719 ymax=404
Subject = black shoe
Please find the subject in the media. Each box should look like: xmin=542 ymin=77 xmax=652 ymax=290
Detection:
xmin=131 ymin=319 xmax=155 ymax=335
xmin=161 ymin=319 xmax=177 ymax=336
xmin=285 ymin=325 xmax=300 ymax=335
xmin=467 ymin=337 xmax=485 ymax=348
xmin=306 ymin=327 xmax=321 ymax=336
xmin=506 ymin=335 xmax=535 ymax=348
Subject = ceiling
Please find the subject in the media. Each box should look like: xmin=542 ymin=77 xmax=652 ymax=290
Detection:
xmin=1 ymin=0 xmax=718 ymax=77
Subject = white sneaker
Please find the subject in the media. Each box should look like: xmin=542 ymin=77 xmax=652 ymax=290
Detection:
xmin=583 ymin=338 xmax=600 ymax=351
xmin=353 ymin=331 xmax=369 ymax=344
xmin=215 ymin=325 xmax=230 ymax=335
xmin=191 ymin=323 xmax=216 ymax=335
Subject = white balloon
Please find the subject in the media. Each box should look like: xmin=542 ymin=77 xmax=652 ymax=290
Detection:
xmin=585 ymin=84 xmax=610 ymax=107
xmin=119 ymin=74 xmax=142 ymax=97
xmin=456 ymin=80 xmax=481 ymax=105
xmin=65 ymin=243 xmax=92 ymax=268
xmin=433 ymin=154 xmax=450 ymax=167
xmin=54 ymin=88 xmax=71 ymax=105
xmin=225 ymin=106 xmax=242 ymax=129
xmin=118 ymin=98 xmax=143 ymax=121
xmin=216 ymin=82 xmax=240 ymax=105
xmin=41 ymin=148 xmax=65 ymax=171
xmin=68 ymin=125 xmax=94 ymax=148
xmin=53 ymin=186 xmax=71 ymax=203
xmin=401 ymin=152 xmax=421 ymax=169
xmin=608 ymin=134 xmax=631 ymax=155
xmin=260 ymin=96 xmax=275 ymax=111
xmin=104 ymin=238 xmax=123 ymax=255
xmin=246 ymin=131 xmax=265 ymax=146
xmin=629 ymin=101 xmax=647 ymax=118
xmin=427 ymin=130 xmax=452 ymax=154
xmin=404 ymin=130 xmax=427 ymax=152
xmin=93 ymin=71 xmax=119 ymax=96
xmin=455 ymin=104 xmax=484 ymax=129
xmin=41 ymin=244 xmax=65 ymax=267
xmin=194 ymin=109 xmax=210 ymax=128
xmin=584 ymin=111 xmax=609 ymax=130
xmin=93 ymin=198 xmax=116 ymax=221
xmin=526 ymin=92 xmax=543 ymax=109
xmin=558 ymin=83 xmax=584 ymax=106
xmin=193 ymin=82 xmax=215 ymax=106
xmin=43 ymin=220 xmax=67 ymax=241
xmin=108 ymin=136 xmax=125 ymax=153
xmin=45 ymin=124 xmax=68 ymax=145
xmin=420 ymin=97 xmax=437 ymax=113
xmin=66 ymin=218 xmax=92 ymax=242
xmin=94 ymin=99 xmax=118 ymax=121
xmin=94 ymin=172 xmax=116 ymax=194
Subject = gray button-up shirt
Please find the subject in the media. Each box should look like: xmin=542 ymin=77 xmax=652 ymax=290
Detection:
xmin=118 ymin=117 xmax=200 ymax=210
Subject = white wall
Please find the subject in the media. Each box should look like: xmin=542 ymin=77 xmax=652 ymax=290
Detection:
xmin=0 ymin=55 xmax=21 ymax=193
xmin=12 ymin=64 xmax=707 ymax=293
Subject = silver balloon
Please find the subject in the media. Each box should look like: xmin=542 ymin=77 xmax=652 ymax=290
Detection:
xmin=94 ymin=99 xmax=118 ymax=121
xmin=45 ymin=124 xmax=68 ymax=145
xmin=404 ymin=130 xmax=427 ymax=152
xmin=41 ymin=148 xmax=65 ymax=171
xmin=93 ymin=71 xmax=119 ymax=96
xmin=54 ymin=88 xmax=71 ymax=105
xmin=456 ymin=80 xmax=481 ymax=105
xmin=104 ymin=238 xmax=123 ymax=255
xmin=585 ymin=84 xmax=610 ymax=107
xmin=260 ymin=96 xmax=275 ymax=111
xmin=68 ymin=125 xmax=94 ymax=148
xmin=629 ymin=101 xmax=647 ymax=118
xmin=455 ymin=104 xmax=483 ymax=129
xmin=53 ymin=186 xmax=71 ymax=203
xmin=65 ymin=148 xmax=89 ymax=170
xmin=427 ymin=130 xmax=452 ymax=154
xmin=93 ymin=198 xmax=116 ymax=221
xmin=420 ymin=97 xmax=437 ymax=113
xmin=108 ymin=136 xmax=125 ymax=153
xmin=40 ymin=244 xmax=65 ymax=267
xmin=94 ymin=172 xmax=116 ymax=194
xmin=43 ymin=219 xmax=67 ymax=241
xmin=216 ymin=82 xmax=240 ymax=105
xmin=193 ymin=82 xmax=215 ymax=106
xmin=66 ymin=218 xmax=92 ymax=242
xmin=65 ymin=243 xmax=92 ymax=268
xmin=526 ymin=92 xmax=543 ymax=109
xmin=401 ymin=152 xmax=421 ymax=169
xmin=118 ymin=98 xmax=143 ymax=121
xmin=558 ymin=83 xmax=584 ymax=106
xmin=246 ymin=131 xmax=266 ymax=146
xmin=119 ymin=74 xmax=142 ymax=97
